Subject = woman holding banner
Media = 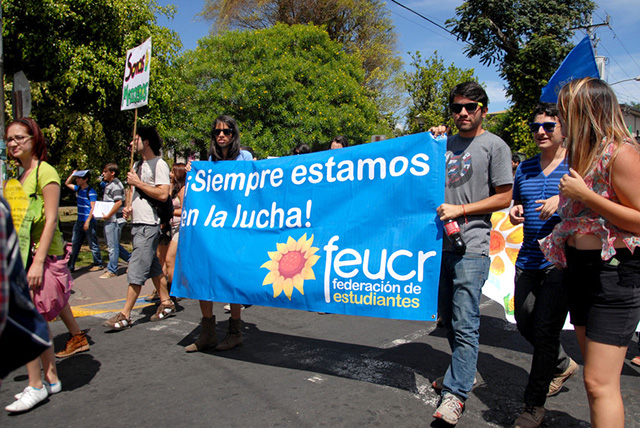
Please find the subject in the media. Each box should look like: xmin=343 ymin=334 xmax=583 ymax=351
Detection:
xmin=185 ymin=115 xmax=252 ymax=353
xmin=540 ymin=78 xmax=640 ymax=428
xmin=4 ymin=118 xmax=88 ymax=412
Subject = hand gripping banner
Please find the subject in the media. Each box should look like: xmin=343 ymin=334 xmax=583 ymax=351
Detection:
xmin=171 ymin=133 xmax=445 ymax=321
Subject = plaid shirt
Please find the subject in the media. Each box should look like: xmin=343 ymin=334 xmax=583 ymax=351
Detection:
xmin=0 ymin=197 xmax=27 ymax=337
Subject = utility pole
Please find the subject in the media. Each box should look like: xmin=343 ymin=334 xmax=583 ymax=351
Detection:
xmin=572 ymin=14 xmax=611 ymax=80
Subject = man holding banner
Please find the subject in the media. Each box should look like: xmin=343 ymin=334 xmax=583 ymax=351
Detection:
xmin=430 ymin=82 xmax=513 ymax=425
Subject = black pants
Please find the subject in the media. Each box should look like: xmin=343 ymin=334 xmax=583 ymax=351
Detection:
xmin=514 ymin=266 xmax=570 ymax=406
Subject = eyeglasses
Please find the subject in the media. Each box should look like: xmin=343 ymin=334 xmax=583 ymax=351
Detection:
xmin=450 ymin=102 xmax=483 ymax=114
xmin=528 ymin=122 xmax=557 ymax=133
xmin=213 ymin=128 xmax=233 ymax=136
xmin=6 ymin=135 xmax=32 ymax=145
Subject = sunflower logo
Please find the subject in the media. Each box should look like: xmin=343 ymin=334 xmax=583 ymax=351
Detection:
xmin=261 ymin=234 xmax=320 ymax=300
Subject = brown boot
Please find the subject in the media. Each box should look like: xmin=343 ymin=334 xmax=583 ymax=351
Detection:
xmin=185 ymin=316 xmax=217 ymax=352
xmin=215 ymin=317 xmax=243 ymax=351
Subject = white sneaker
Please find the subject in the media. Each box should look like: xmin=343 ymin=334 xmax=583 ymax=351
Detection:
xmin=15 ymin=381 xmax=61 ymax=400
xmin=5 ymin=386 xmax=48 ymax=412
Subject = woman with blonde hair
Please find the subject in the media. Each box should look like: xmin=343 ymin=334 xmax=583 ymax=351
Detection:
xmin=540 ymin=77 xmax=640 ymax=427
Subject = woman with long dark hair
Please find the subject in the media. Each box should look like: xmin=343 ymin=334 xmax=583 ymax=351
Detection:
xmin=185 ymin=115 xmax=252 ymax=353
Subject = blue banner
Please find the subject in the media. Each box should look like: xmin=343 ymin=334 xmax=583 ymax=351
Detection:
xmin=540 ymin=36 xmax=599 ymax=103
xmin=171 ymin=133 xmax=445 ymax=321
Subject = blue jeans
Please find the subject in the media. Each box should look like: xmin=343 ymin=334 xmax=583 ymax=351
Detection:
xmin=68 ymin=219 xmax=102 ymax=270
xmin=514 ymin=266 xmax=570 ymax=407
xmin=438 ymin=251 xmax=491 ymax=400
xmin=104 ymin=220 xmax=131 ymax=274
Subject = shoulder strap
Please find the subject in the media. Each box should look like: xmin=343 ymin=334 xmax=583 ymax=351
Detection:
xmin=29 ymin=160 xmax=42 ymax=199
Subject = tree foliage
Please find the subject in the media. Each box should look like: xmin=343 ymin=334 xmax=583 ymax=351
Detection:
xmin=403 ymin=52 xmax=477 ymax=134
xmin=167 ymin=23 xmax=385 ymax=158
xmin=446 ymin=0 xmax=595 ymax=151
xmin=447 ymin=0 xmax=594 ymax=110
xmin=199 ymin=0 xmax=402 ymax=100
xmin=2 ymin=0 xmax=182 ymax=179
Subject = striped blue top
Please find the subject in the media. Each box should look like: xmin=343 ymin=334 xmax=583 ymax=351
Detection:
xmin=75 ymin=185 xmax=98 ymax=222
xmin=512 ymin=155 xmax=569 ymax=269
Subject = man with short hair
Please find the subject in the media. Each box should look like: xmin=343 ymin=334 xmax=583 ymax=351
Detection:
xmin=103 ymin=126 xmax=175 ymax=330
xmin=65 ymin=170 xmax=103 ymax=272
xmin=510 ymin=103 xmax=577 ymax=428
xmin=99 ymin=163 xmax=131 ymax=279
xmin=430 ymin=81 xmax=513 ymax=425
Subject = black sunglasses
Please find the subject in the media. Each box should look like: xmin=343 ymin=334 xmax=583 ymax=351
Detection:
xmin=528 ymin=122 xmax=556 ymax=133
xmin=213 ymin=128 xmax=233 ymax=136
xmin=450 ymin=102 xmax=483 ymax=114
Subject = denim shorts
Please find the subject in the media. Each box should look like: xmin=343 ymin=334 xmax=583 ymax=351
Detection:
xmin=564 ymin=246 xmax=640 ymax=347
xmin=127 ymin=224 xmax=163 ymax=285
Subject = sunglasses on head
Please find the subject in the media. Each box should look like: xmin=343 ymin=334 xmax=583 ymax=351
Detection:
xmin=213 ymin=128 xmax=233 ymax=136
xmin=450 ymin=102 xmax=483 ymax=114
xmin=528 ymin=122 xmax=556 ymax=133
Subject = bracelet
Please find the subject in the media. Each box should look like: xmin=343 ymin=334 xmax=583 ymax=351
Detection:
xmin=462 ymin=204 xmax=468 ymax=224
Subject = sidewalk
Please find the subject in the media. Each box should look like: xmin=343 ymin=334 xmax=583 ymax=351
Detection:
xmin=66 ymin=263 xmax=156 ymax=318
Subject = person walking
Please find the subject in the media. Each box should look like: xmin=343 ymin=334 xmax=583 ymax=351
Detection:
xmin=4 ymin=118 xmax=88 ymax=412
xmin=540 ymin=77 xmax=640 ymax=428
xmin=64 ymin=170 xmax=103 ymax=272
xmin=510 ymin=103 xmax=578 ymax=428
xmin=102 ymin=126 xmax=175 ymax=331
xmin=184 ymin=115 xmax=252 ymax=353
xmin=429 ymin=82 xmax=513 ymax=425
xmin=99 ymin=163 xmax=131 ymax=279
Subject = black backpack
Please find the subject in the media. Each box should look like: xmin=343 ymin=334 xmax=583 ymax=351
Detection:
xmin=136 ymin=188 xmax=173 ymax=225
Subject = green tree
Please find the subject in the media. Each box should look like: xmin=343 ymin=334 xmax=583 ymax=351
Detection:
xmin=446 ymin=0 xmax=594 ymax=151
xmin=168 ymin=23 xmax=385 ymax=158
xmin=403 ymin=52 xmax=477 ymax=134
xmin=199 ymin=0 xmax=402 ymax=112
xmin=2 ymin=0 xmax=182 ymax=180
xmin=447 ymin=0 xmax=594 ymax=111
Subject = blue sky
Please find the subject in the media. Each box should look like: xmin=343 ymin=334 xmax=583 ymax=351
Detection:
xmin=156 ymin=1 xmax=640 ymax=113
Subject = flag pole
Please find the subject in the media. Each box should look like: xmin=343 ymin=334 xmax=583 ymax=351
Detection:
xmin=126 ymin=108 xmax=138 ymax=208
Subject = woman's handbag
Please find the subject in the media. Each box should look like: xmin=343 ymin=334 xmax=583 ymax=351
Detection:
xmin=32 ymin=242 xmax=74 ymax=321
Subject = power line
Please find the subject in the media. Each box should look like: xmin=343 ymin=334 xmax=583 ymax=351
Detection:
xmin=387 ymin=0 xmax=463 ymax=42
xmin=388 ymin=9 xmax=463 ymax=48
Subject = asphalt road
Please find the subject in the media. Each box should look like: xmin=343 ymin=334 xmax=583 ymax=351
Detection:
xmin=1 ymin=268 xmax=639 ymax=428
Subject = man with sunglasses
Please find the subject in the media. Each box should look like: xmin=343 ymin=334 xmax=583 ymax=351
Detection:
xmin=509 ymin=103 xmax=576 ymax=428
xmin=429 ymin=81 xmax=513 ymax=425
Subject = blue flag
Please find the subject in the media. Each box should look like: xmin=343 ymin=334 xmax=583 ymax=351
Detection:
xmin=540 ymin=36 xmax=599 ymax=103
xmin=171 ymin=133 xmax=446 ymax=321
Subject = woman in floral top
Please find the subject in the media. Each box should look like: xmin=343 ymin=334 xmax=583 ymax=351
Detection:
xmin=540 ymin=77 xmax=640 ymax=428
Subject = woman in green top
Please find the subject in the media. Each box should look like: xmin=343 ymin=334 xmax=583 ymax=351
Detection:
xmin=4 ymin=118 xmax=87 ymax=413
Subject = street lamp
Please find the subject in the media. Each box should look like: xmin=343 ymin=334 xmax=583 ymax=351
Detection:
xmin=415 ymin=114 xmax=425 ymax=133
xmin=610 ymin=75 xmax=640 ymax=86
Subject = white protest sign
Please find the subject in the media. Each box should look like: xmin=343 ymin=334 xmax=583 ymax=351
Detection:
xmin=121 ymin=37 xmax=152 ymax=111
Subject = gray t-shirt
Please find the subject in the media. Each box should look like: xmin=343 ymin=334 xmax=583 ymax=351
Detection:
xmin=131 ymin=157 xmax=171 ymax=225
xmin=103 ymin=178 xmax=125 ymax=223
xmin=443 ymin=130 xmax=513 ymax=254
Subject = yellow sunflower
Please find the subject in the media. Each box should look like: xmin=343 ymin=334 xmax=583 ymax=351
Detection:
xmin=261 ymin=234 xmax=320 ymax=300
xmin=489 ymin=211 xmax=523 ymax=275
